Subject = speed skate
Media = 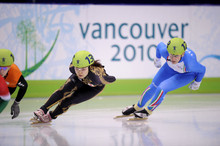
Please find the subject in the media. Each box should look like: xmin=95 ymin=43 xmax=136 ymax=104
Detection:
xmin=30 ymin=116 xmax=51 ymax=125
xmin=127 ymin=117 xmax=148 ymax=121
xmin=114 ymin=114 xmax=147 ymax=121
xmin=113 ymin=114 xmax=133 ymax=119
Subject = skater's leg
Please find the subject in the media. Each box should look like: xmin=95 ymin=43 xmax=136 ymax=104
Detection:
xmin=122 ymin=64 xmax=176 ymax=116
xmin=137 ymin=63 xmax=176 ymax=108
xmin=137 ymin=83 xmax=157 ymax=108
xmin=49 ymin=85 xmax=105 ymax=119
xmin=146 ymin=72 xmax=196 ymax=114
xmin=0 ymin=99 xmax=9 ymax=113
xmin=0 ymin=92 xmax=10 ymax=113
xmin=122 ymin=83 xmax=157 ymax=115
xmin=146 ymin=87 xmax=166 ymax=114
xmin=40 ymin=75 xmax=82 ymax=114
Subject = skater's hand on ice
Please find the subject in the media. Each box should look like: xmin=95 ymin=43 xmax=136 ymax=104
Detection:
xmin=11 ymin=101 xmax=20 ymax=119
xmin=154 ymin=58 xmax=161 ymax=68
xmin=188 ymin=81 xmax=201 ymax=90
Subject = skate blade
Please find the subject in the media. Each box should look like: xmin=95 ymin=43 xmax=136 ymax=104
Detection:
xmin=31 ymin=121 xmax=44 ymax=124
xmin=30 ymin=117 xmax=38 ymax=122
xmin=30 ymin=116 xmax=51 ymax=125
xmin=30 ymin=121 xmax=52 ymax=125
xmin=113 ymin=114 xmax=133 ymax=119
xmin=127 ymin=117 xmax=148 ymax=121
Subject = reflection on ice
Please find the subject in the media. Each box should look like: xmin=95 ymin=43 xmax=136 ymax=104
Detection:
xmin=30 ymin=125 xmax=69 ymax=146
xmin=121 ymin=120 xmax=163 ymax=146
xmin=0 ymin=95 xmax=220 ymax=146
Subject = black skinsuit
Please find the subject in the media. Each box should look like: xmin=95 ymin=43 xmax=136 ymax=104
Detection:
xmin=40 ymin=63 xmax=116 ymax=119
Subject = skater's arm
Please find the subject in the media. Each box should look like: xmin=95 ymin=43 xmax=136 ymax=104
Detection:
xmin=12 ymin=75 xmax=28 ymax=102
xmin=89 ymin=66 xmax=116 ymax=85
xmin=156 ymin=42 xmax=169 ymax=60
xmin=184 ymin=49 xmax=206 ymax=82
xmin=10 ymin=75 xmax=28 ymax=119
xmin=99 ymin=68 xmax=116 ymax=85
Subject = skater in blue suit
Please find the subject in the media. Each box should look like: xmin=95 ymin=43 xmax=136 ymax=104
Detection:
xmin=122 ymin=37 xmax=206 ymax=119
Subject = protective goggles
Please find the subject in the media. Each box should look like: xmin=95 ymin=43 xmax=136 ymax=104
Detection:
xmin=169 ymin=54 xmax=181 ymax=58
xmin=0 ymin=66 xmax=9 ymax=70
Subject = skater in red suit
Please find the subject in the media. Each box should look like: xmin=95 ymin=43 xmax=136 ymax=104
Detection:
xmin=0 ymin=49 xmax=28 ymax=119
xmin=0 ymin=75 xmax=11 ymax=113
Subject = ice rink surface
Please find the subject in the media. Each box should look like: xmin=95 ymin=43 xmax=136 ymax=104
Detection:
xmin=1 ymin=94 xmax=220 ymax=146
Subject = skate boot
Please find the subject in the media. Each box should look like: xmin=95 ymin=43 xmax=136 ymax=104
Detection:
xmin=34 ymin=109 xmax=45 ymax=119
xmin=38 ymin=112 xmax=52 ymax=123
xmin=134 ymin=108 xmax=149 ymax=119
xmin=122 ymin=104 xmax=136 ymax=115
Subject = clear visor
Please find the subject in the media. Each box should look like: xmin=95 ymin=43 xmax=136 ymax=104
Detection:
xmin=75 ymin=67 xmax=88 ymax=71
xmin=169 ymin=54 xmax=181 ymax=58
xmin=0 ymin=66 xmax=9 ymax=70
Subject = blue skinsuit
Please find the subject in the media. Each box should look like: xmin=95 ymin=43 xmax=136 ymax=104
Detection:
xmin=137 ymin=42 xmax=206 ymax=113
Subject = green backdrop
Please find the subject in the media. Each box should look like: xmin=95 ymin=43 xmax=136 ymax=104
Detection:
xmin=11 ymin=77 xmax=220 ymax=98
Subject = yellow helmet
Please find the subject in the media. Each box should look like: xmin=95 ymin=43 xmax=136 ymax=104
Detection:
xmin=167 ymin=38 xmax=187 ymax=55
xmin=72 ymin=50 xmax=94 ymax=68
xmin=0 ymin=49 xmax=14 ymax=66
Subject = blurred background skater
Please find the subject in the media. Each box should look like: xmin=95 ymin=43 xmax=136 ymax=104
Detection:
xmin=0 ymin=75 xmax=11 ymax=113
xmin=122 ymin=38 xmax=206 ymax=119
xmin=33 ymin=50 xmax=116 ymax=123
xmin=0 ymin=49 xmax=28 ymax=119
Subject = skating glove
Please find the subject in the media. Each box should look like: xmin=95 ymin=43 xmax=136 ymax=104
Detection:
xmin=11 ymin=101 xmax=20 ymax=119
xmin=188 ymin=81 xmax=201 ymax=90
xmin=154 ymin=57 xmax=161 ymax=68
